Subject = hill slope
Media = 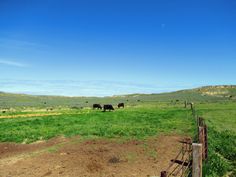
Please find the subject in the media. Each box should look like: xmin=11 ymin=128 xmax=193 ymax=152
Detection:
xmin=0 ymin=85 xmax=236 ymax=108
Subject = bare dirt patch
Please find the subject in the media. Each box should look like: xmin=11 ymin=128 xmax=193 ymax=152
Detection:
xmin=0 ymin=135 xmax=185 ymax=177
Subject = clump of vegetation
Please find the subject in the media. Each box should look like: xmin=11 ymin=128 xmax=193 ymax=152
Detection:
xmin=203 ymin=128 xmax=236 ymax=177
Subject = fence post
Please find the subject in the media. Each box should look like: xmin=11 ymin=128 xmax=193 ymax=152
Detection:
xmin=198 ymin=117 xmax=204 ymax=127
xmin=190 ymin=103 xmax=195 ymax=117
xmin=190 ymin=103 xmax=193 ymax=110
xmin=204 ymin=125 xmax=208 ymax=160
xmin=184 ymin=100 xmax=187 ymax=108
xmin=198 ymin=126 xmax=206 ymax=160
xmin=192 ymin=143 xmax=202 ymax=177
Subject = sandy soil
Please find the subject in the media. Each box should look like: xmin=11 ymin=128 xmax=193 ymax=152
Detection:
xmin=0 ymin=135 xmax=185 ymax=177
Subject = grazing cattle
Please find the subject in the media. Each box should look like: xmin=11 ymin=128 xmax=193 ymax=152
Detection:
xmin=137 ymin=100 xmax=141 ymax=102
xmin=103 ymin=104 xmax=114 ymax=112
xmin=2 ymin=111 xmax=6 ymax=113
xmin=118 ymin=103 xmax=124 ymax=108
xmin=93 ymin=104 xmax=102 ymax=110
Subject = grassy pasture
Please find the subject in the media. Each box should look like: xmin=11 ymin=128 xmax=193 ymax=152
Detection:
xmin=195 ymin=102 xmax=236 ymax=177
xmin=1 ymin=86 xmax=236 ymax=177
xmin=0 ymin=103 xmax=194 ymax=143
xmin=1 ymin=102 xmax=235 ymax=176
xmin=196 ymin=102 xmax=236 ymax=132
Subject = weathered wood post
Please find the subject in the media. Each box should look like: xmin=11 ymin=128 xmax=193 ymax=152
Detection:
xmin=184 ymin=100 xmax=187 ymax=108
xmin=160 ymin=171 xmax=167 ymax=177
xmin=198 ymin=117 xmax=204 ymax=127
xmin=204 ymin=125 xmax=208 ymax=160
xmin=192 ymin=143 xmax=202 ymax=177
xmin=197 ymin=117 xmax=200 ymax=127
xmin=190 ymin=102 xmax=194 ymax=112
xmin=198 ymin=126 xmax=206 ymax=160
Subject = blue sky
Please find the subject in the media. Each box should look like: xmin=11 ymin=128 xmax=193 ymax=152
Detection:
xmin=0 ymin=0 xmax=235 ymax=96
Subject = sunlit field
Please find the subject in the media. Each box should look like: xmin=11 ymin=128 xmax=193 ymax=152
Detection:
xmin=1 ymin=99 xmax=236 ymax=176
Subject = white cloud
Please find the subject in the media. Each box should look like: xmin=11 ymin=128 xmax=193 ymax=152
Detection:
xmin=0 ymin=59 xmax=28 ymax=67
xmin=0 ymin=38 xmax=47 ymax=50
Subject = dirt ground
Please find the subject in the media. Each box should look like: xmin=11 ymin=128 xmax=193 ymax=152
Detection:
xmin=0 ymin=135 xmax=185 ymax=177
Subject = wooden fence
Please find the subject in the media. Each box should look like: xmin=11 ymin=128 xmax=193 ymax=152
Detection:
xmin=160 ymin=138 xmax=192 ymax=177
xmin=160 ymin=103 xmax=208 ymax=177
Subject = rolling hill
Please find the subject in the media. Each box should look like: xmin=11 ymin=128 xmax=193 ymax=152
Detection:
xmin=0 ymin=85 xmax=236 ymax=108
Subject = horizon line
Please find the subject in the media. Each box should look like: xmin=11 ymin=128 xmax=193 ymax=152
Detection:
xmin=1 ymin=84 xmax=235 ymax=98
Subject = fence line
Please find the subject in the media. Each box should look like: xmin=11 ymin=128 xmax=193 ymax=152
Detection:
xmin=160 ymin=102 xmax=208 ymax=177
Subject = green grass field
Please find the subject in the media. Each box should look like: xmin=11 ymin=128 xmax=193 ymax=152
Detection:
xmin=0 ymin=86 xmax=236 ymax=177
xmin=195 ymin=102 xmax=236 ymax=177
xmin=0 ymin=103 xmax=194 ymax=143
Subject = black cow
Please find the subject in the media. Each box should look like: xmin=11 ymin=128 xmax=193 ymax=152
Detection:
xmin=103 ymin=104 xmax=114 ymax=112
xmin=118 ymin=103 xmax=124 ymax=108
xmin=93 ymin=104 xmax=102 ymax=110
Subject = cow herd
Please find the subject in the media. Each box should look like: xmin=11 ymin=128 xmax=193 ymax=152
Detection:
xmin=93 ymin=103 xmax=125 ymax=112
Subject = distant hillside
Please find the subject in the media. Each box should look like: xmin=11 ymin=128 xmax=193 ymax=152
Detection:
xmin=117 ymin=85 xmax=236 ymax=100
xmin=0 ymin=85 xmax=235 ymax=108
xmin=193 ymin=85 xmax=236 ymax=98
